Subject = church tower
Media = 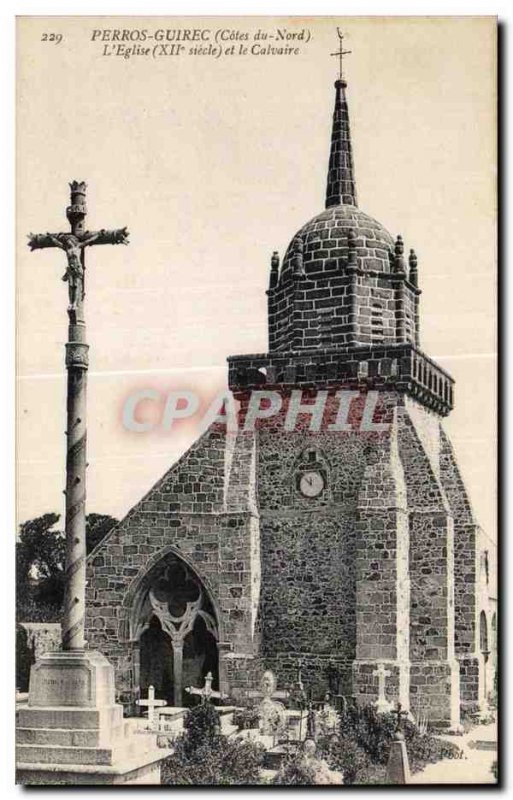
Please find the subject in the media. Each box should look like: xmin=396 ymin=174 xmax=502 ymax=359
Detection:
xmin=85 ymin=56 xmax=492 ymax=727
xmin=267 ymin=78 xmax=423 ymax=356
xmin=227 ymin=69 xmax=480 ymax=728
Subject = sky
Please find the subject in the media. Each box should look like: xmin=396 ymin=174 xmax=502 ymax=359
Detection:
xmin=16 ymin=16 xmax=496 ymax=545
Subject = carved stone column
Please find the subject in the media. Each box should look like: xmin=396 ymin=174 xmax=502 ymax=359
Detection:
xmin=172 ymin=643 xmax=184 ymax=707
xmin=62 ymin=186 xmax=88 ymax=651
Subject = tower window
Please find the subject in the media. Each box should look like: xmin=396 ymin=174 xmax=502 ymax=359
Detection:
xmin=318 ymin=309 xmax=333 ymax=348
xmin=370 ymin=302 xmax=384 ymax=343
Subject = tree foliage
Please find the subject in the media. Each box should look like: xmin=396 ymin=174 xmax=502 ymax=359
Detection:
xmin=16 ymin=624 xmax=34 ymax=692
xmin=86 ymin=513 xmax=118 ymax=554
xmin=16 ymin=513 xmax=65 ymax=621
xmin=16 ymin=512 xmax=117 ymax=621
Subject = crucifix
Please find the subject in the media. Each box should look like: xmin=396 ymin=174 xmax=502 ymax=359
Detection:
xmin=331 ymin=28 xmax=352 ymax=83
xmin=393 ymin=702 xmax=409 ymax=733
xmin=185 ymin=672 xmax=227 ymax=704
xmin=28 ymin=182 xmax=128 ymax=651
xmin=289 ymin=660 xmax=308 ymax=710
xmin=136 ymin=685 xmax=167 ymax=729
xmin=386 ymin=702 xmax=411 ymax=784
xmin=372 ymin=662 xmax=393 ymax=714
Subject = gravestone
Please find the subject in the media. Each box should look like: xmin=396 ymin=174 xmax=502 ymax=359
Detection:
xmin=314 ymin=693 xmax=340 ymax=738
xmin=185 ymin=671 xmax=227 ymax=705
xmin=386 ymin=733 xmax=411 ymax=784
xmin=373 ymin=662 xmax=393 ymax=714
xmin=250 ymin=671 xmax=293 ymax=770
xmin=136 ymin=685 xmax=167 ymax=729
xmin=385 ymin=703 xmax=411 ymax=784
xmin=251 ymin=671 xmax=287 ymax=737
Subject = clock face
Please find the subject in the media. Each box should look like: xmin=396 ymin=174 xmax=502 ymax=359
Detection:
xmin=299 ymin=470 xmax=325 ymax=498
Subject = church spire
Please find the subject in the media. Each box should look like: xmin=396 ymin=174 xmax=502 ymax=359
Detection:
xmin=326 ymin=32 xmax=357 ymax=209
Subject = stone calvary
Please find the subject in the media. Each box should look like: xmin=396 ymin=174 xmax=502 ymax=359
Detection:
xmin=18 ymin=185 xmax=172 ymax=785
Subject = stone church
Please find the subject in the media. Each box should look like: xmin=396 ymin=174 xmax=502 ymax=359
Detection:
xmin=85 ymin=73 xmax=495 ymax=727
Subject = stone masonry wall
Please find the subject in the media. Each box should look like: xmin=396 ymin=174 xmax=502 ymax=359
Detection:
xmin=85 ymin=426 xmax=261 ymax=704
xmin=439 ymin=428 xmax=481 ymax=707
xmin=268 ymin=264 xmax=417 ymax=352
xmin=268 ymin=203 xmax=419 ymax=353
xmin=256 ymin=427 xmax=368 ymax=695
xmin=252 ymin=388 xmax=398 ymax=699
xmin=85 ymin=385 xmax=482 ymax=722
xmin=398 ymin=408 xmax=460 ymax=726
xmin=352 ymin=414 xmax=410 ymax=710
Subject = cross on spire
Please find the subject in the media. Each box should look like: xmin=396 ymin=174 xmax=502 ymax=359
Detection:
xmin=331 ymin=28 xmax=351 ymax=83
xmin=325 ymin=35 xmax=358 ymax=208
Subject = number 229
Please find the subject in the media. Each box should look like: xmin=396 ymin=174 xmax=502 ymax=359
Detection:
xmin=41 ymin=33 xmax=63 ymax=44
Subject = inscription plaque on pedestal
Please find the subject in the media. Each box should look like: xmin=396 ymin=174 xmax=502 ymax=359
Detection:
xmin=29 ymin=651 xmax=115 ymax=709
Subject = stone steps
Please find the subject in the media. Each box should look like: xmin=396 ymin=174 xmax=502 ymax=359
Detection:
xmin=17 ymin=743 xmax=115 ymax=767
xmin=18 ymin=705 xmax=124 ymax=730
xmin=17 ymin=725 xmax=162 ymax=768
xmin=17 ymin=726 xmax=108 ymax=747
xmin=16 ymin=746 xmax=172 ymax=786
xmin=16 ymin=651 xmax=172 ymax=785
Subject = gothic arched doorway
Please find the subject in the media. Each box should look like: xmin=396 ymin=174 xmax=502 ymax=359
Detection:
xmin=131 ymin=552 xmax=219 ymax=707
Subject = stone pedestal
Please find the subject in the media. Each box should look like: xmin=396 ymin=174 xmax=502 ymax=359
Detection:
xmin=16 ymin=650 xmax=170 ymax=786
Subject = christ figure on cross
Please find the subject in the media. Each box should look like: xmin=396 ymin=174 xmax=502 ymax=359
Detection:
xmin=45 ymin=231 xmax=103 ymax=310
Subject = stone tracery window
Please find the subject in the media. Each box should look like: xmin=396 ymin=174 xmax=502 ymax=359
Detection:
xmin=136 ymin=555 xmax=219 ymax=706
xmin=147 ymin=560 xmax=218 ymax=644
